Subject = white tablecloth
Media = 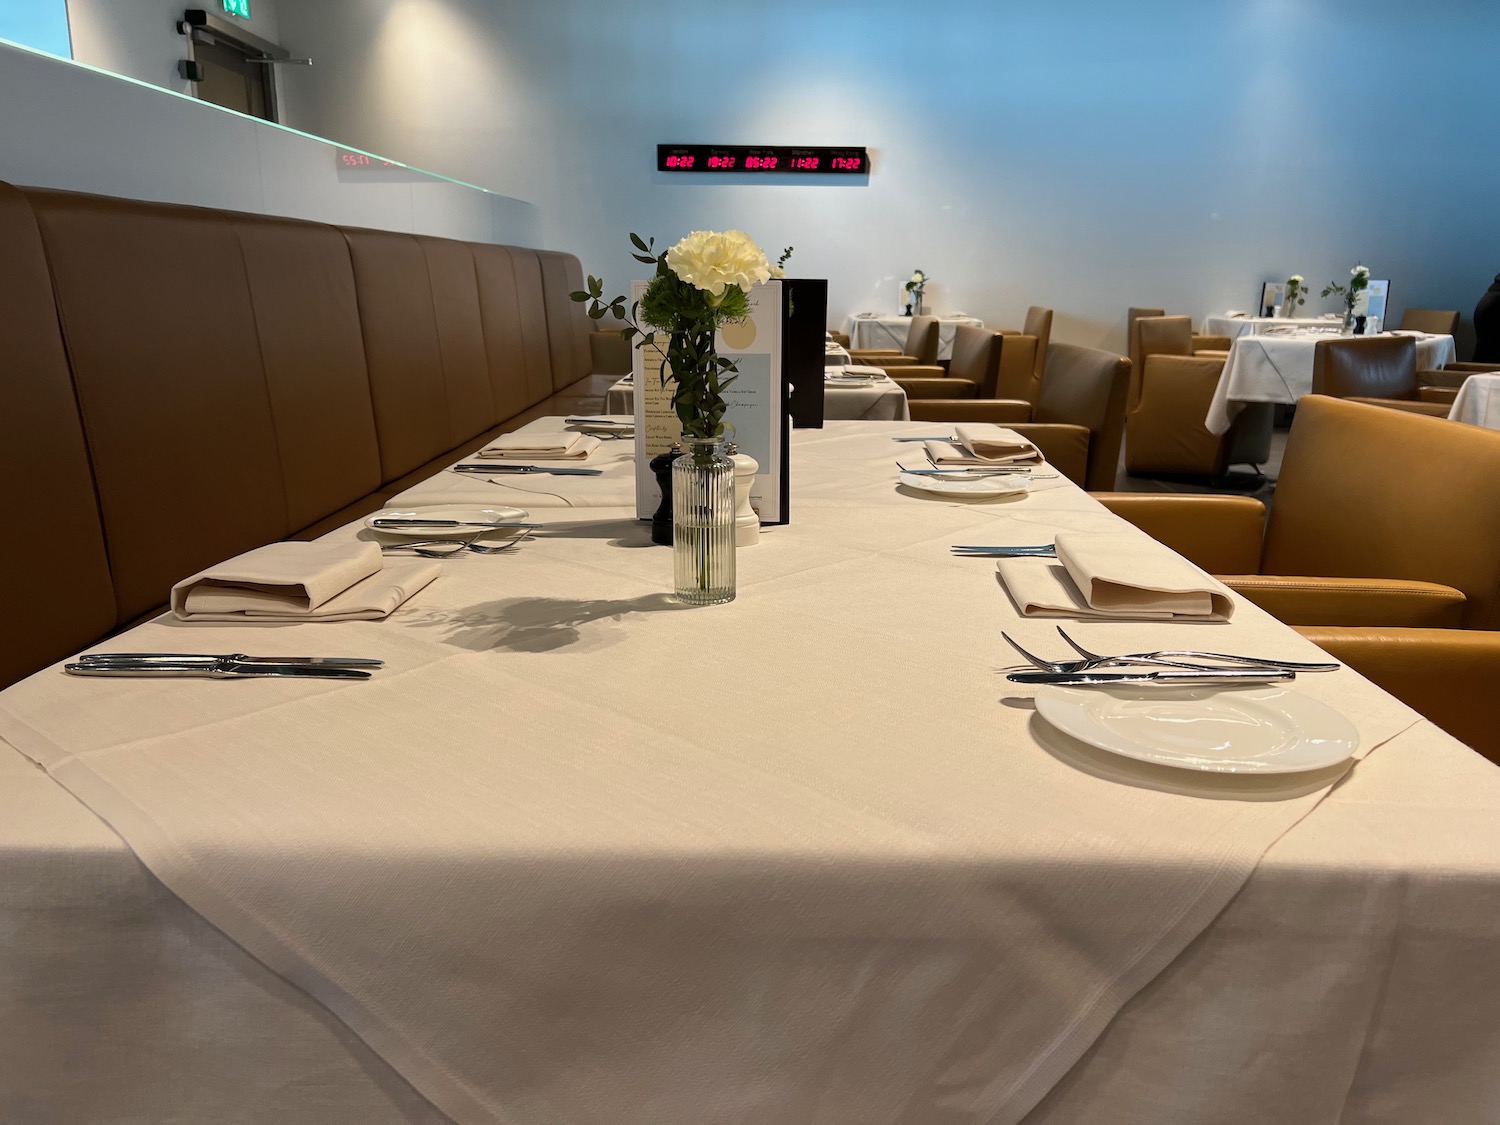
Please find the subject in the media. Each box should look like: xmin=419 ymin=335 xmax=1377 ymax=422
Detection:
xmin=605 ymin=373 xmax=911 ymax=422
xmin=1202 ymin=314 xmax=1348 ymax=340
xmin=3 ymin=421 xmax=1499 ymax=1124
xmin=1205 ymin=331 xmax=1457 ymax=434
xmin=843 ymin=314 xmax=984 ymax=360
xmin=825 ymin=341 xmax=851 ymax=366
xmin=1448 ymin=372 xmax=1500 ymax=430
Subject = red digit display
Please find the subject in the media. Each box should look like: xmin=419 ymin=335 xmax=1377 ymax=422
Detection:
xmin=657 ymin=146 xmax=868 ymax=175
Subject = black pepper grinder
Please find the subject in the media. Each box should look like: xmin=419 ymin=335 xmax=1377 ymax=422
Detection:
xmin=649 ymin=443 xmax=682 ymax=545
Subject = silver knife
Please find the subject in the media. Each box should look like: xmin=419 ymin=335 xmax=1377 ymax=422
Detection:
xmin=371 ymin=517 xmax=543 ymax=530
xmin=951 ymin=546 xmax=1057 ymax=556
xmin=891 ymin=436 xmax=958 ymax=442
xmin=66 ymin=658 xmax=371 ymax=680
xmin=76 ymin=652 xmax=385 ymax=668
xmin=452 ymin=464 xmax=604 ymax=476
xmin=899 ymin=464 xmax=1034 ymax=476
xmin=1007 ymin=668 xmax=1294 ymax=686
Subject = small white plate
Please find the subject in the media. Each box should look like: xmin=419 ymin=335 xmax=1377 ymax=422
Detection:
xmin=1034 ymin=685 xmax=1358 ymax=774
xmin=898 ymin=471 xmax=1031 ymax=498
xmin=364 ymin=506 xmax=531 ymax=538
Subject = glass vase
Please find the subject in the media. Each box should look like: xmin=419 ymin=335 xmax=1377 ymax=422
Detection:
xmin=671 ymin=436 xmax=736 ymax=605
xmin=1340 ymin=306 xmax=1356 ymax=336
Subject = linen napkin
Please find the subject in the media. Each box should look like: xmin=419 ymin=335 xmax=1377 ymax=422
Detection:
xmin=475 ymin=431 xmax=602 ymax=460
xmin=925 ymin=424 xmax=1042 ymax=466
xmin=996 ymin=532 xmax=1234 ymax=621
xmin=170 ymin=541 xmax=439 ymax=622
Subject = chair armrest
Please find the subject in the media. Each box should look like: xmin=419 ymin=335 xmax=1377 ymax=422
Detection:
xmin=848 ymin=348 xmax=903 ymax=359
xmin=1442 ymin=362 xmax=1500 ymax=373
xmin=892 ymin=377 xmax=978 ymax=399
xmin=829 ymin=331 xmax=850 ymax=348
xmin=1417 ymin=386 xmax=1458 ymax=405
xmin=1222 ymin=575 xmax=1466 ymax=628
xmin=1418 ymin=367 xmax=1470 ymax=389
xmin=1344 ymin=397 xmax=1453 ymax=416
xmin=1091 ymin=493 xmax=1265 ymax=573
xmin=1292 ymin=627 xmax=1500 ymax=762
xmin=909 ymin=399 xmax=1032 ymax=423
xmin=866 ymin=355 xmax=927 ymax=367
xmin=1192 ymin=334 xmax=1232 ymax=353
xmin=1007 ymin=423 xmax=1090 ymax=488
xmin=880 ymin=364 xmax=944 ymax=377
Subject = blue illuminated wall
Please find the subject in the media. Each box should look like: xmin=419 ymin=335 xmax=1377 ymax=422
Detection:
xmin=0 ymin=0 xmax=70 ymax=57
xmin=277 ymin=0 xmax=1500 ymax=350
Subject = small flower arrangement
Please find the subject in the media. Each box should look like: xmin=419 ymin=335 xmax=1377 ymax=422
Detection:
xmin=904 ymin=270 xmax=928 ymax=299
xmin=573 ymin=231 xmax=788 ymax=439
xmin=1284 ymin=275 xmax=1307 ymax=313
xmin=1322 ymin=265 xmax=1371 ymax=319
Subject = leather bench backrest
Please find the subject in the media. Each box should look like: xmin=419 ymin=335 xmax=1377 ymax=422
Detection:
xmin=470 ymin=244 xmax=532 ymax=422
xmin=1034 ymin=343 xmax=1130 ymax=492
xmin=340 ymin=227 xmax=452 ymax=480
xmin=416 ymin=234 xmax=499 ymax=440
xmin=227 ymin=212 xmax=382 ymax=531
xmin=538 ymin=250 xmax=592 ymax=390
xmin=506 ymin=247 xmax=559 ymax=403
xmin=1265 ymin=395 xmax=1500 ymax=629
xmin=0 ymin=185 xmax=117 ymax=687
xmin=26 ymin=187 xmax=290 ymax=623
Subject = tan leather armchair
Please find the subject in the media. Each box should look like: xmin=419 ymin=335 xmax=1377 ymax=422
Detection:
xmin=911 ymin=342 xmax=1129 ymax=491
xmin=1124 ymin=316 xmax=1273 ymax=476
xmin=1295 ymin=627 xmax=1500 ymax=764
xmin=1096 ymin=396 xmax=1500 ymax=628
xmin=998 ymin=306 xmax=1052 ymax=385
xmin=1127 ymin=306 xmax=1229 ymax=369
xmin=588 ymin=327 xmax=632 ymax=375
xmin=888 ymin=328 xmax=1032 ymax=402
xmin=828 ymin=330 xmax=850 ymax=347
xmin=1397 ymin=308 xmax=1460 ymax=336
xmin=1311 ymin=336 xmax=1454 ymax=415
xmin=848 ymin=315 xmax=939 ymax=366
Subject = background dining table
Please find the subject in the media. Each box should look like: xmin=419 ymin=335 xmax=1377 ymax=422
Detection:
xmin=1448 ymin=371 xmax=1500 ymax=430
xmin=1201 ymin=313 xmax=1355 ymax=339
xmin=605 ymin=370 xmax=911 ymax=421
xmin=2 ymin=419 xmax=1498 ymax=1125
xmin=1205 ymin=329 xmax=1457 ymax=434
xmin=843 ymin=313 xmax=984 ymax=359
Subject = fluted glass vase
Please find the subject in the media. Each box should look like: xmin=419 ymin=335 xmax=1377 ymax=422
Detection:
xmin=671 ymin=436 xmax=736 ymax=605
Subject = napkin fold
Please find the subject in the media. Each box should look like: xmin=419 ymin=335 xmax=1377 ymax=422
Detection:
xmin=996 ymin=532 xmax=1233 ymax=621
xmin=925 ymin=425 xmax=1042 ymax=466
xmin=475 ymin=431 xmax=602 ymax=460
xmin=170 ymin=541 xmax=439 ymax=622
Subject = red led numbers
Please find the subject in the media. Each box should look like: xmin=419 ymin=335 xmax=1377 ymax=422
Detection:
xmin=657 ymin=146 xmax=868 ymax=175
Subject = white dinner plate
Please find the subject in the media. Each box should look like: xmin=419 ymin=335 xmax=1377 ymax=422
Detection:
xmin=1034 ymin=685 xmax=1359 ymax=774
xmin=364 ymin=506 xmax=531 ymax=538
xmin=897 ymin=471 xmax=1031 ymax=498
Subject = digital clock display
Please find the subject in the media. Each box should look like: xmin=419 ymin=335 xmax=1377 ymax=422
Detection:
xmin=657 ymin=145 xmax=869 ymax=175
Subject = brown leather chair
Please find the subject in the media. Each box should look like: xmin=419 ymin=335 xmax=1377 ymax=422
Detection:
xmin=1397 ymin=308 xmax=1460 ymax=336
xmin=1124 ymin=316 xmax=1273 ymax=476
xmin=886 ymin=326 xmax=1018 ymax=400
xmin=1295 ymin=627 xmax=1500 ymax=765
xmin=1311 ymin=336 xmax=1454 ymax=415
xmin=1127 ymin=306 xmax=1230 ymax=373
xmin=999 ymin=306 xmax=1052 ymax=385
xmin=911 ymin=342 xmax=1129 ymax=491
xmin=848 ymin=315 xmax=939 ymax=366
xmin=588 ymin=326 xmax=633 ymax=375
xmin=1096 ymin=396 xmax=1500 ymax=628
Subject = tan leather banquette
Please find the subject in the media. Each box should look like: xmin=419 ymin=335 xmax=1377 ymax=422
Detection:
xmin=0 ymin=179 xmax=602 ymax=690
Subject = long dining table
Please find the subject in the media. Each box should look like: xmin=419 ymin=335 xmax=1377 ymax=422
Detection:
xmin=3 ymin=418 xmax=1499 ymax=1124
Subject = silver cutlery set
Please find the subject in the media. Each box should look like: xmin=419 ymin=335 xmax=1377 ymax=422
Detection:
xmin=66 ymin=653 xmax=382 ymax=680
xmin=1000 ymin=626 xmax=1339 ymax=686
xmin=452 ymin=463 xmax=603 ymax=476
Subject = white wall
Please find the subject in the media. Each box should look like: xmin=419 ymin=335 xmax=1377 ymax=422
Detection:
xmin=278 ymin=0 xmax=1500 ymax=352
xmin=0 ymin=38 xmax=539 ymax=245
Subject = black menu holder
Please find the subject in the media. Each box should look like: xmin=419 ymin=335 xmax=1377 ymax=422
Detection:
xmin=782 ymin=278 xmax=827 ymax=430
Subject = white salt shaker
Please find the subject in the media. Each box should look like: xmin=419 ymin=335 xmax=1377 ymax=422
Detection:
xmin=728 ymin=446 xmax=760 ymax=547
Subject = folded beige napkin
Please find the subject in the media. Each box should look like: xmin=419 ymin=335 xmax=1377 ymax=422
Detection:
xmin=925 ymin=424 xmax=1041 ymax=466
xmin=996 ymin=532 xmax=1233 ymax=621
xmin=170 ymin=541 xmax=440 ymax=622
xmin=476 ymin=431 xmax=602 ymax=460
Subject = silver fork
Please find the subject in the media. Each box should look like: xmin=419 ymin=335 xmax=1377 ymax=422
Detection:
xmin=381 ymin=534 xmax=530 ymax=558
xmin=999 ymin=632 xmax=1200 ymax=674
xmin=1053 ymin=627 xmax=1340 ymax=672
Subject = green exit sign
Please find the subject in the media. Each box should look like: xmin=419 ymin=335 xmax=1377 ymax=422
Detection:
xmin=222 ymin=0 xmax=251 ymax=17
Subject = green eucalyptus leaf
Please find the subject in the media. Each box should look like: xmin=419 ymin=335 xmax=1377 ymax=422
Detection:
xmin=629 ymin=232 xmax=650 ymax=252
xmin=568 ymin=290 xmax=589 ymax=302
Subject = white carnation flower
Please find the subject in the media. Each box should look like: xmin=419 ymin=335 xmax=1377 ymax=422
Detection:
xmin=910 ymin=271 xmax=925 ymax=286
xmin=666 ymin=229 xmax=772 ymax=298
xmin=768 ymin=263 xmax=785 ymax=279
xmin=1289 ymin=274 xmax=1303 ymax=283
xmin=1352 ymin=265 xmax=1370 ymax=277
